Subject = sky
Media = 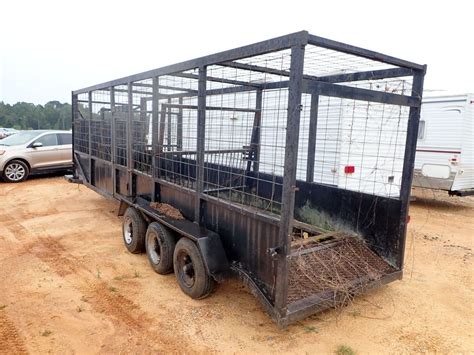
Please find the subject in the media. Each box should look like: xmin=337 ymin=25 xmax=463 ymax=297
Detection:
xmin=0 ymin=0 xmax=472 ymax=105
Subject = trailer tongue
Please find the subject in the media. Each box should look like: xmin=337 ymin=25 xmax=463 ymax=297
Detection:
xmin=70 ymin=31 xmax=426 ymax=326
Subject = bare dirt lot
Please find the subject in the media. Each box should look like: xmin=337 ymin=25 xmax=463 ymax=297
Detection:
xmin=0 ymin=177 xmax=472 ymax=354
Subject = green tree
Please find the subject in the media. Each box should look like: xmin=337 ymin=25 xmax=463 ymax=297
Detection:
xmin=0 ymin=101 xmax=72 ymax=130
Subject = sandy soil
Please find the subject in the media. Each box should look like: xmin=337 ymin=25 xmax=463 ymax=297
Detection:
xmin=0 ymin=177 xmax=472 ymax=354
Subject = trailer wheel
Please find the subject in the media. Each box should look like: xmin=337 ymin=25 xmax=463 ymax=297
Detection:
xmin=122 ymin=207 xmax=146 ymax=254
xmin=173 ymin=238 xmax=215 ymax=299
xmin=145 ymin=222 xmax=176 ymax=274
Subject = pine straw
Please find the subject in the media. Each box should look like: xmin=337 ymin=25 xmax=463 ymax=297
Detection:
xmin=287 ymin=236 xmax=395 ymax=306
xmin=149 ymin=202 xmax=184 ymax=220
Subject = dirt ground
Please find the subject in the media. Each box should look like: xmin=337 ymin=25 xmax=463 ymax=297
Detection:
xmin=0 ymin=177 xmax=472 ymax=354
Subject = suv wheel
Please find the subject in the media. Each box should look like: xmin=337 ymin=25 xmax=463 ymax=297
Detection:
xmin=3 ymin=160 xmax=29 ymax=183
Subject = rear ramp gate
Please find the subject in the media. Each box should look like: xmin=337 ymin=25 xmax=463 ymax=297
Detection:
xmin=71 ymin=31 xmax=426 ymax=326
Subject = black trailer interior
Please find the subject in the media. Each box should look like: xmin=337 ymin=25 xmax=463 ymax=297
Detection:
xmin=71 ymin=31 xmax=426 ymax=327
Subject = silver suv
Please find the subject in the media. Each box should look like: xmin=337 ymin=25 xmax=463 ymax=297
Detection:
xmin=0 ymin=130 xmax=72 ymax=182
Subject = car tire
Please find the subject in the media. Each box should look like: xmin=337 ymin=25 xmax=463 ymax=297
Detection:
xmin=122 ymin=207 xmax=147 ymax=254
xmin=3 ymin=160 xmax=29 ymax=183
xmin=173 ymin=238 xmax=215 ymax=299
xmin=145 ymin=222 xmax=176 ymax=275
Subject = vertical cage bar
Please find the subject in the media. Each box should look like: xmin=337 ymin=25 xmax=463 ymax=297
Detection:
xmin=127 ymin=83 xmax=133 ymax=195
xmin=110 ymin=86 xmax=116 ymax=195
xmin=195 ymin=66 xmax=207 ymax=223
xmin=248 ymin=89 xmax=263 ymax=172
xmin=71 ymin=92 xmax=78 ymax=177
xmin=398 ymin=67 xmax=426 ymax=268
xmin=152 ymin=77 xmax=159 ymax=200
xmin=275 ymin=43 xmax=306 ymax=313
xmin=306 ymin=94 xmax=319 ymax=182
xmin=88 ymin=91 xmax=93 ymax=180
xmin=177 ymin=97 xmax=183 ymax=150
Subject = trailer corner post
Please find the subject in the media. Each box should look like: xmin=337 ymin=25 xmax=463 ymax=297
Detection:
xmin=110 ymin=86 xmax=116 ymax=196
xmin=195 ymin=66 xmax=207 ymax=223
xmin=275 ymin=41 xmax=306 ymax=315
xmin=71 ymin=92 xmax=78 ymax=176
xmin=398 ymin=65 xmax=427 ymax=269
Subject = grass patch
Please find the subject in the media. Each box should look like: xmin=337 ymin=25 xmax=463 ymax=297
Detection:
xmin=96 ymin=268 xmax=101 ymax=279
xmin=336 ymin=345 xmax=355 ymax=355
xmin=41 ymin=330 xmax=52 ymax=337
xmin=304 ymin=325 xmax=318 ymax=333
xmin=108 ymin=286 xmax=118 ymax=293
xmin=349 ymin=309 xmax=361 ymax=317
xmin=134 ymin=270 xmax=141 ymax=278
xmin=113 ymin=275 xmax=126 ymax=281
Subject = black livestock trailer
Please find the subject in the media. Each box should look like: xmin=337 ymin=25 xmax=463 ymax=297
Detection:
xmin=70 ymin=31 xmax=426 ymax=327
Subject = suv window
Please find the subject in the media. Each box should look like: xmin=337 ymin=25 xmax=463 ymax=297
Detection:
xmin=34 ymin=133 xmax=58 ymax=147
xmin=58 ymin=133 xmax=72 ymax=145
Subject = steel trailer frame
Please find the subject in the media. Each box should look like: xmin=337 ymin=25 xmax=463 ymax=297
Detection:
xmin=71 ymin=31 xmax=426 ymax=327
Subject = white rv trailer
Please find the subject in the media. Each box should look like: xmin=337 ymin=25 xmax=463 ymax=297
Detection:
xmin=413 ymin=94 xmax=474 ymax=196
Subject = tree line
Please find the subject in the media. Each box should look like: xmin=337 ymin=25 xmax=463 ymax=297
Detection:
xmin=0 ymin=101 xmax=71 ymax=130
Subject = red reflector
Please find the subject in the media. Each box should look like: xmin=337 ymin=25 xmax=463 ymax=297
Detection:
xmin=344 ymin=165 xmax=355 ymax=174
xmin=407 ymin=215 xmax=411 ymax=223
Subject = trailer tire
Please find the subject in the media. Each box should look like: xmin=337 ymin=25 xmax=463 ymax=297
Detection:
xmin=173 ymin=238 xmax=215 ymax=299
xmin=122 ymin=207 xmax=146 ymax=254
xmin=145 ymin=222 xmax=176 ymax=274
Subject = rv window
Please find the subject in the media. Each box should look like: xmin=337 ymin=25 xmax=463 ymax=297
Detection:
xmin=418 ymin=120 xmax=426 ymax=139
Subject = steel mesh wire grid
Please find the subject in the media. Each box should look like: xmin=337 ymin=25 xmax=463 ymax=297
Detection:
xmin=113 ymin=85 xmax=130 ymax=167
xmin=72 ymin=34 xmax=420 ymax=217
xmin=74 ymin=93 xmax=90 ymax=155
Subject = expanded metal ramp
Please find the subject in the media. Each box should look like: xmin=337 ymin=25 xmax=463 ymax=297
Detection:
xmin=287 ymin=235 xmax=396 ymax=304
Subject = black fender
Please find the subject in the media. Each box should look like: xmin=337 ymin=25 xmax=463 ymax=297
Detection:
xmin=195 ymin=232 xmax=230 ymax=282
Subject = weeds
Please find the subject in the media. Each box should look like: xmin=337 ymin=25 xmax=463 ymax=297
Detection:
xmin=96 ymin=268 xmax=101 ymax=279
xmin=349 ymin=309 xmax=361 ymax=317
xmin=41 ymin=330 xmax=52 ymax=337
xmin=76 ymin=306 xmax=84 ymax=313
xmin=134 ymin=270 xmax=141 ymax=278
xmin=304 ymin=325 xmax=318 ymax=333
xmin=108 ymin=286 xmax=118 ymax=293
xmin=336 ymin=345 xmax=355 ymax=355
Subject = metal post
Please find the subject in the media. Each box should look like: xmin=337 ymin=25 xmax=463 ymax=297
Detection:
xmin=167 ymin=97 xmax=172 ymax=151
xmin=88 ymin=91 xmax=93 ymax=181
xmin=177 ymin=97 xmax=183 ymax=150
xmin=152 ymin=77 xmax=159 ymax=200
xmin=71 ymin=92 xmax=78 ymax=177
xmin=247 ymin=89 xmax=263 ymax=172
xmin=127 ymin=83 xmax=133 ymax=196
xmin=306 ymin=94 xmax=319 ymax=182
xmin=110 ymin=86 xmax=116 ymax=195
xmin=195 ymin=66 xmax=207 ymax=223
xmin=275 ymin=42 xmax=306 ymax=314
xmin=398 ymin=66 xmax=427 ymax=268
